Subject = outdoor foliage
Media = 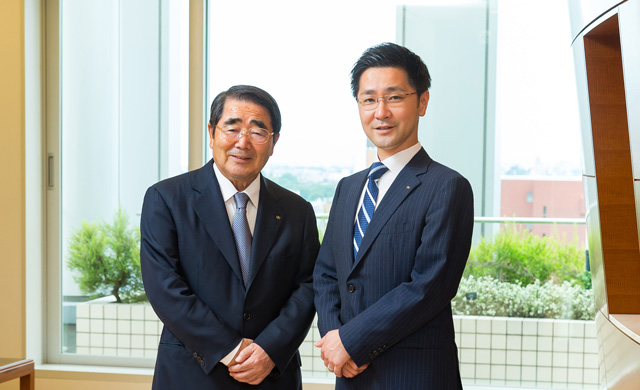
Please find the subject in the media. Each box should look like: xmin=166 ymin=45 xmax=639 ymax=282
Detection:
xmin=453 ymin=276 xmax=595 ymax=320
xmin=457 ymin=225 xmax=595 ymax=320
xmin=271 ymin=172 xmax=337 ymax=201
xmin=67 ymin=209 xmax=145 ymax=303
xmin=464 ymin=224 xmax=588 ymax=288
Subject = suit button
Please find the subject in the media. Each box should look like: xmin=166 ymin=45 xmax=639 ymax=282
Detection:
xmin=368 ymin=353 xmax=374 ymax=359
xmin=193 ymin=352 xmax=198 ymax=358
xmin=198 ymin=359 xmax=205 ymax=366
xmin=243 ymin=313 xmax=251 ymax=320
xmin=348 ymin=284 xmax=355 ymax=293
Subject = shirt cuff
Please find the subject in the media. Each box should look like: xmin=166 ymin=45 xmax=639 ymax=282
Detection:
xmin=220 ymin=341 xmax=242 ymax=366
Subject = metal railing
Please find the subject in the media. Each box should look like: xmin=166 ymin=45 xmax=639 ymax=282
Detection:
xmin=316 ymin=214 xmax=586 ymax=225
xmin=473 ymin=216 xmax=585 ymax=225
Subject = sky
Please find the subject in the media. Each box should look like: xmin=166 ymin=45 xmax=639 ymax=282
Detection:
xmin=206 ymin=0 xmax=583 ymax=175
xmin=496 ymin=1 xmax=582 ymax=172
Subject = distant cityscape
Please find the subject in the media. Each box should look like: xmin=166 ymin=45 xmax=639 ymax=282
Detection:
xmin=263 ymin=160 xmax=586 ymax=250
xmin=504 ymin=160 xmax=582 ymax=177
xmin=263 ymin=164 xmax=351 ymax=215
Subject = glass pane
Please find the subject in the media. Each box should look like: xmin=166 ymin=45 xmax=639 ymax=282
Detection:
xmin=496 ymin=0 xmax=586 ymax=249
xmin=59 ymin=0 xmax=189 ymax=357
xmin=202 ymin=0 xmax=590 ymax=387
xmin=207 ymin=1 xmax=398 ymax=211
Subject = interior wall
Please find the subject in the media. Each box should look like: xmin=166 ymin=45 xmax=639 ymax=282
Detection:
xmin=34 ymin=372 xmax=151 ymax=390
xmin=570 ymin=0 xmax=640 ymax=388
xmin=0 ymin=0 xmax=26 ymax=360
xmin=34 ymin=375 xmax=331 ymax=390
xmin=0 ymin=0 xmax=26 ymax=389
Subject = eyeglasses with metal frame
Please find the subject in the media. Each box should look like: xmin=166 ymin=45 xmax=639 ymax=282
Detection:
xmin=215 ymin=125 xmax=274 ymax=144
xmin=357 ymin=91 xmax=418 ymax=111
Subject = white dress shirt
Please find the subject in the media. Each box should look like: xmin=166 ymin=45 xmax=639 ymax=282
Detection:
xmin=354 ymin=142 xmax=422 ymax=223
xmin=213 ymin=162 xmax=260 ymax=235
xmin=212 ymin=162 xmax=261 ymax=365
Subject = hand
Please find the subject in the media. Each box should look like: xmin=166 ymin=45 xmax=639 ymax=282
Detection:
xmin=314 ymin=329 xmax=351 ymax=377
xmin=228 ymin=338 xmax=253 ymax=367
xmin=228 ymin=342 xmax=276 ymax=385
xmin=341 ymin=359 xmax=369 ymax=378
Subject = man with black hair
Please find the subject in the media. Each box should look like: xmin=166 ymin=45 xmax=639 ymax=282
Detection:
xmin=141 ymin=85 xmax=319 ymax=389
xmin=314 ymin=43 xmax=474 ymax=389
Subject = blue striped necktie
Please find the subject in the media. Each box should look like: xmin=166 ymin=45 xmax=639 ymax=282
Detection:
xmin=353 ymin=162 xmax=388 ymax=258
xmin=233 ymin=192 xmax=252 ymax=286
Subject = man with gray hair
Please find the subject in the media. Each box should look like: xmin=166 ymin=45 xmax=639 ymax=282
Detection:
xmin=142 ymin=85 xmax=319 ymax=389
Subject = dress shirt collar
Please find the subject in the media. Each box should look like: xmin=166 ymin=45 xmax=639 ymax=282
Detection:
xmin=378 ymin=142 xmax=422 ymax=173
xmin=212 ymin=162 xmax=260 ymax=207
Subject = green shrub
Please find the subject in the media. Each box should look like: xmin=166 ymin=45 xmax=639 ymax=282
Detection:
xmin=577 ymin=270 xmax=592 ymax=290
xmin=464 ymin=224 xmax=587 ymax=287
xmin=453 ymin=276 xmax=595 ymax=320
xmin=67 ymin=209 xmax=145 ymax=303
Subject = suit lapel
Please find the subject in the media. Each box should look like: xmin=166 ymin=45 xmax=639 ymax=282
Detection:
xmin=246 ymin=176 xmax=283 ymax=289
xmin=192 ymin=161 xmax=244 ymax=284
xmin=352 ymin=149 xmax=431 ymax=270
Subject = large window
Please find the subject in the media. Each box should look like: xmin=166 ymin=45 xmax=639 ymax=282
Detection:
xmin=496 ymin=1 xmax=585 ymax=251
xmin=206 ymin=1 xmax=401 ymax=218
xmin=45 ymin=0 xmax=592 ymax=387
xmin=46 ymin=0 xmax=189 ymax=365
xmin=205 ymin=1 xmax=591 ymax=387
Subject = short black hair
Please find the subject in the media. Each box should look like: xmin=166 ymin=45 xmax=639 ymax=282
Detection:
xmin=350 ymin=42 xmax=431 ymax=99
xmin=208 ymin=85 xmax=282 ymax=134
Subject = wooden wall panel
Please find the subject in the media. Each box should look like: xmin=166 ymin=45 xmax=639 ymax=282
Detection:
xmin=584 ymin=14 xmax=640 ymax=314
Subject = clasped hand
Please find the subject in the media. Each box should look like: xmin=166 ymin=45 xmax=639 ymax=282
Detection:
xmin=228 ymin=338 xmax=276 ymax=385
xmin=314 ymin=329 xmax=369 ymax=378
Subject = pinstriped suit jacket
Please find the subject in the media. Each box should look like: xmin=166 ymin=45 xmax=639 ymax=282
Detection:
xmin=314 ymin=148 xmax=474 ymax=390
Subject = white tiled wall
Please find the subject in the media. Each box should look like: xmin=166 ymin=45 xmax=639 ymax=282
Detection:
xmin=76 ymin=302 xmax=161 ymax=358
xmin=77 ymin=304 xmax=599 ymax=388
xmin=455 ymin=316 xmax=599 ymax=389
xmin=300 ymin=315 xmax=333 ymax=379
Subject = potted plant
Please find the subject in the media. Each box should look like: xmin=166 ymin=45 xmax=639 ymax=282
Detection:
xmin=67 ymin=208 xmax=145 ymax=303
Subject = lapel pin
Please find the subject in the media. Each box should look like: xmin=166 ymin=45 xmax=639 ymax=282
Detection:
xmin=406 ymin=185 xmax=411 ymax=190
xmin=276 ymin=215 xmax=281 ymax=220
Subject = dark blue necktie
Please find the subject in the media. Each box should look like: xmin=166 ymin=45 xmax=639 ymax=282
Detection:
xmin=233 ymin=192 xmax=252 ymax=286
xmin=353 ymin=162 xmax=388 ymax=258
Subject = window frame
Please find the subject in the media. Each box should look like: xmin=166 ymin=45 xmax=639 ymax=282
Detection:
xmin=44 ymin=0 xmax=207 ymax=366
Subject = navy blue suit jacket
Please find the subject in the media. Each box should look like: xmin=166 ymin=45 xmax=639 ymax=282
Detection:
xmin=314 ymin=149 xmax=474 ymax=390
xmin=140 ymin=160 xmax=319 ymax=389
